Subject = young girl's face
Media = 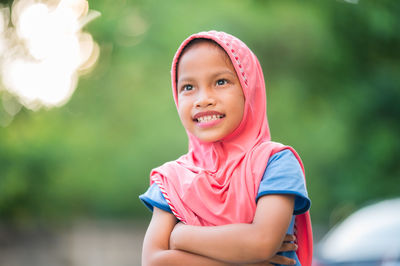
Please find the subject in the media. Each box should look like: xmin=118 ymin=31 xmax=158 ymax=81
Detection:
xmin=176 ymin=41 xmax=245 ymax=142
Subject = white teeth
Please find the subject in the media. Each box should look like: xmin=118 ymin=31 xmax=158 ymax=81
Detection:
xmin=197 ymin=115 xmax=223 ymax=123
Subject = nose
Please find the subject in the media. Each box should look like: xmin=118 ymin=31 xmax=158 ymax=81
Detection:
xmin=194 ymin=87 xmax=216 ymax=108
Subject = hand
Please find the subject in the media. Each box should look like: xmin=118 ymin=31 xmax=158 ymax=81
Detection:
xmin=269 ymin=234 xmax=297 ymax=265
xmin=239 ymin=234 xmax=298 ymax=265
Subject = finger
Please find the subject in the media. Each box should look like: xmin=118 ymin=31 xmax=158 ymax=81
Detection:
xmin=277 ymin=242 xmax=298 ymax=252
xmin=283 ymin=234 xmax=296 ymax=242
xmin=269 ymin=255 xmax=296 ymax=265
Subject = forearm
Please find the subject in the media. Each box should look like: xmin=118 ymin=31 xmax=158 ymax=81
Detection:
xmin=142 ymin=207 xmax=236 ymax=266
xmin=143 ymin=248 xmax=234 ymax=266
xmin=170 ymin=195 xmax=294 ymax=263
xmin=145 ymin=248 xmax=273 ymax=266
xmin=171 ymin=223 xmax=278 ymax=263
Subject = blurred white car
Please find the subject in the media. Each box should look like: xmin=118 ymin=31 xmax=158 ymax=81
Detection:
xmin=313 ymin=198 xmax=400 ymax=266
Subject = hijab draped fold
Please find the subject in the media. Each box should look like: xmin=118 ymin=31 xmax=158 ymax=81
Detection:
xmin=149 ymin=31 xmax=313 ymax=266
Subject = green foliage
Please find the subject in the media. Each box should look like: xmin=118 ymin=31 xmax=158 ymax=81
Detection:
xmin=0 ymin=0 xmax=399 ymax=229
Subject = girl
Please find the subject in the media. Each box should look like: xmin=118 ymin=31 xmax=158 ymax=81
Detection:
xmin=140 ymin=30 xmax=313 ymax=266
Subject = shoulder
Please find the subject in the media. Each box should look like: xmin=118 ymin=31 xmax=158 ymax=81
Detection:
xmin=268 ymin=148 xmax=299 ymax=164
xmin=263 ymin=149 xmax=304 ymax=183
xmin=257 ymin=149 xmax=311 ymax=215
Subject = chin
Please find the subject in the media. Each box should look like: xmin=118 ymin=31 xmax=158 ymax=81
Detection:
xmin=196 ymin=135 xmax=222 ymax=143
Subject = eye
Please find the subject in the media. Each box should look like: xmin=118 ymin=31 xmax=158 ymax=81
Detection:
xmin=216 ymin=79 xmax=228 ymax=86
xmin=181 ymin=84 xmax=194 ymax=92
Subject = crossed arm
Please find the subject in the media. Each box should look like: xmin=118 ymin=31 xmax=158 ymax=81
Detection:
xmin=142 ymin=194 xmax=296 ymax=266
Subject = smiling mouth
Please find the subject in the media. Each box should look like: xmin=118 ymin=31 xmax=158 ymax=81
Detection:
xmin=194 ymin=114 xmax=225 ymax=123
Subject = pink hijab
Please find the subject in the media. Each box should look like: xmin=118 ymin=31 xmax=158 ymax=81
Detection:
xmin=150 ymin=30 xmax=312 ymax=265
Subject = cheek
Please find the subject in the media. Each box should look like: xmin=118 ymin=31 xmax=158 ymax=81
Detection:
xmin=177 ymin=102 xmax=190 ymax=122
xmin=234 ymin=93 xmax=245 ymax=117
xmin=240 ymin=98 xmax=245 ymax=117
xmin=177 ymin=106 xmax=184 ymax=120
xmin=235 ymin=105 xmax=245 ymax=124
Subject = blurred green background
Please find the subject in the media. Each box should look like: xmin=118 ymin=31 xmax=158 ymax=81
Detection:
xmin=0 ymin=0 xmax=399 ymax=236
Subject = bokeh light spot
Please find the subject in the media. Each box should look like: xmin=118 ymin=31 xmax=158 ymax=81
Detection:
xmin=0 ymin=0 xmax=100 ymax=115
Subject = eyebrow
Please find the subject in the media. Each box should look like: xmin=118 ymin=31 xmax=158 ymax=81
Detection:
xmin=178 ymin=70 xmax=237 ymax=84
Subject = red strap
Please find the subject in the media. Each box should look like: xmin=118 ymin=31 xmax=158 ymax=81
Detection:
xmin=295 ymin=211 xmax=313 ymax=266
